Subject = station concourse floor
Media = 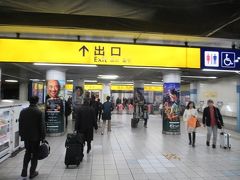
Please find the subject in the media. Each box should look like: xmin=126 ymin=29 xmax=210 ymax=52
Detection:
xmin=1 ymin=113 xmax=240 ymax=180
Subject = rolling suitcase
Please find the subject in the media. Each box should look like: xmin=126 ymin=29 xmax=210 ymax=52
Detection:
xmin=65 ymin=133 xmax=85 ymax=168
xmin=220 ymin=130 xmax=231 ymax=149
xmin=131 ymin=118 xmax=139 ymax=128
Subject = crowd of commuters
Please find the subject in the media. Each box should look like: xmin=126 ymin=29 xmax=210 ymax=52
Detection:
xmin=19 ymin=94 xmax=224 ymax=179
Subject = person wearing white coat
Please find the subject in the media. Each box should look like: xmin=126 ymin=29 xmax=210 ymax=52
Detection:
xmin=183 ymin=101 xmax=198 ymax=147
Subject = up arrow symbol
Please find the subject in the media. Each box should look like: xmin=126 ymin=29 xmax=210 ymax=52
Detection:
xmin=79 ymin=45 xmax=89 ymax=57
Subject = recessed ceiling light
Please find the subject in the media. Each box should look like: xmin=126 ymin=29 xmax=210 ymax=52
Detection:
xmin=33 ymin=63 xmax=97 ymax=67
xmin=5 ymin=80 xmax=18 ymax=83
xmin=97 ymin=75 xmax=119 ymax=80
xmin=123 ymin=66 xmax=180 ymax=70
xmin=181 ymin=76 xmax=217 ymax=79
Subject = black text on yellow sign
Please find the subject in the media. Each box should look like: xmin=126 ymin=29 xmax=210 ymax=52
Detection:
xmin=0 ymin=39 xmax=200 ymax=68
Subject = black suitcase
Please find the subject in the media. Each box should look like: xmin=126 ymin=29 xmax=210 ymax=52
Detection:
xmin=65 ymin=133 xmax=85 ymax=168
xmin=131 ymin=118 xmax=139 ymax=128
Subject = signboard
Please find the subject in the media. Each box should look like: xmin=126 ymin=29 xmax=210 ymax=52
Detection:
xmin=0 ymin=38 xmax=200 ymax=68
xmin=85 ymin=84 xmax=103 ymax=90
xmin=144 ymin=85 xmax=163 ymax=92
xmin=201 ymin=48 xmax=240 ymax=70
xmin=45 ymin=80 xmax=65 ymax=134
xmin=162 ymin=83 xmax=181 ymax=134
xmin=111 ymin=85 xmax=134 ymax=91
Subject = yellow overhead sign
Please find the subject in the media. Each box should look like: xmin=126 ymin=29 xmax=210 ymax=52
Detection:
xmin=65 ymin=84 xmax=73 ymax=90
xmin=144 ymin=85 xmax=163 ymax=92
xmin=111 ymin=85 xmax=134 ymax=91
xmin=84 ymin=84 xmax=103 ymax=90
xmin=111 ymin=85 xmax=163 ymax=92
xmin=65 ymin=84 xmax=103 ymax=91
xmin=0 ymin=38 xmax=200 ymax=68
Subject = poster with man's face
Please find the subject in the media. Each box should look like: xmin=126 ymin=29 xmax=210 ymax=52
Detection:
xmin=45 ymin=80 xmax=65 ymax=134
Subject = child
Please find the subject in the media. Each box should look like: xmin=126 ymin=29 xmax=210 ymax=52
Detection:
xmin=143 ymin=105 xmax=149 ymax=128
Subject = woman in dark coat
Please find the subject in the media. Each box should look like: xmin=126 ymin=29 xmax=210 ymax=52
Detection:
xmin=75 ymin=98 xmax=98 ymax=153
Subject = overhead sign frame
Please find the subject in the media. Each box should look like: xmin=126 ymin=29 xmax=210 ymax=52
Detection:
xmin=0 ymin=38 xmax=200 ymax=68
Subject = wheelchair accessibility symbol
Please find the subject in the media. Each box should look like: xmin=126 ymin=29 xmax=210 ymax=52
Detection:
xmin=221 ymin=52 xmax=237 ymax=68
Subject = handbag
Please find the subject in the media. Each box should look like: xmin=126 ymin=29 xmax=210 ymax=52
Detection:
xmin=187 ymin=117 xmax=197 ymax=128
xmin=196 ymin=119 xmax=201 ymax=128
xmin=38 ymin=140 xmax=50 ymax=160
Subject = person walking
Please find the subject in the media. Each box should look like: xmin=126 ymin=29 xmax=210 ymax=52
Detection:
xmin=19 ymin=96 xmax=46 ymax=179
xmin=101 ymin=96 xmax=114 ymax=135
xmin=97 ymin=99 xmax=103 ymax=122
xmin=143 ymin=105 xmax=149 ymax=128
xmin=183 ymin=101 xmax=198 ymax=147
xmin=202 ymin=99 xmax=224 ymax=148
xmin=75 ymin=98 xmax=98 ymax=153
xmin=65 ymin=100 xmax=72 ymax=128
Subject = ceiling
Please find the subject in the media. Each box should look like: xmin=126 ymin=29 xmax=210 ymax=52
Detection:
xmin=0 ymin=63 xmax=238 ymax=84
xmin=0 ymin=0 xmax=239 ymax=40
xmin=0 ymin=1 xmax=239 ymax=84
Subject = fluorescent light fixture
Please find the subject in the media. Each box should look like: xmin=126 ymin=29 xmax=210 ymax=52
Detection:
xmin=151 ymin=82 xmax=163 ymax=84
xmin=33 ymin=63 xmax=97 ymax=67
xmin=5 ymin=80 xmax=18 ymax=83
xmin=97 ymin=75 xmax=119 ymax=80
xmin=1 ymin=100 xmax=14 ymax=103
xmin=30 ymin=79 xmax=40 ymax=81
xmin=181 ymin=75 xmax=217 ymax=79
xmin=123 ymin=66 xmax=180 ymax=70
xmin=84 ymin=80 xmax=98 ymax=83
xmin=67 ymin=80 xmax=73 ymax=82
xmin=111 ymin=81 xmax=133 ymax=84
xmin=202 ymin=69 xmax=239 ymax=73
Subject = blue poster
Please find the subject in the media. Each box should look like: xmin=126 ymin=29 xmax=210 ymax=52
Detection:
xmin=162 ymin=83 xmax=180 ymax=134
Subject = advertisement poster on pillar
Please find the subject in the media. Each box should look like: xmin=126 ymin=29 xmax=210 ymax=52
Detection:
xmin=134 ymin=87 xmax=145 ymax=105
xmin=45 ymin=80 xmax=65 ymax=134
xmin=163 ymin=83 xmax=180 ymax=133
xmin=73 ymin=86 xmax=84 ymax=106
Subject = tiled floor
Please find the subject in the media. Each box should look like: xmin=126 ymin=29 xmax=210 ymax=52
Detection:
xmin=1 ymin=113 xmax=240 ymax=180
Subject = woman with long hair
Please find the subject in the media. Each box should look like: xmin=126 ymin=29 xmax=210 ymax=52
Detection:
xmin=183 ymin=101 xmax=198 ymax=147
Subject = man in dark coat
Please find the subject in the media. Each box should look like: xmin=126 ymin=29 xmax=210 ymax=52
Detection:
xmin=19 ymin=96 xmax=46 ymax=179
xmin=202 ymin=99 xmax=224 ymax=149
xmin=75 ymin=98 xmax=98 ymax=153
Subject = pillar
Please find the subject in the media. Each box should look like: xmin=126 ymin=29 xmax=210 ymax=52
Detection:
xmin=133 ymin=81 xmax=145 ymax=119
xmin=19 ymin=82 xmax=28 ymax=101
xmin=45 ymin=69 xmax=66 ymax=135
xmin=162 ymin=71 xmax=181 ymax=135
xmin=102 ymin=83 xmax=111 ymax=103
xmin=72 ymin=79 xmax=85 ymax=106
xmin=190 ymin=82 xmax=198 ymax=104
xmin=237 ymin=80 xmax=240 ymax=132
xmin=0 ymin=68 xmax=1 ymax=99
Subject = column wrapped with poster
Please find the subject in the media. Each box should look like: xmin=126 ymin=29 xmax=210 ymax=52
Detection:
xmin=162 ymin=83 xmax=181 ymax=135
xmin=45 ymin=80 xmax=65 ymax=135
xmin=131 ymin=83 xmax=145 ymax=128
xmin=72 ymin=82 xmax=84 ymax=120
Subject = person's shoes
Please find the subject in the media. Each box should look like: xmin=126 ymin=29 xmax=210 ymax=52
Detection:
xmin=21 ymin=169 xmax=27 ymax=178
xmin=212 ymin=144 xmax=216 ymax=149
xmin=87 ymin=147 xmax=91 ymax=154
xmin=206 ymin=141 xmax=210 ymax=146
xmin=29 ymin=171 xmax=39 ymax=179
xmin=101 ymin=132 xmax=104 ymax=135
xmin=189 ymin=141 xmax=192 ymax=145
